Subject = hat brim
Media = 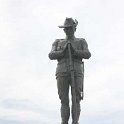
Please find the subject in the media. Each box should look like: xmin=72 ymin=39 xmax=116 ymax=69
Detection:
xmin=58 ymin=25 xmax=73 ymax=28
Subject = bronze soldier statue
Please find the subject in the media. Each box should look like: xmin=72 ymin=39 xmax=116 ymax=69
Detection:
xmin=48 ymin=17 xmax=91 ymax=124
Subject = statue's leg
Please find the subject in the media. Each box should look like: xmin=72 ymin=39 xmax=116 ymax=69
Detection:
xmin=71 ymin=76 xmax=83 ymax=124
xmin=57 ymin=76 xmax=70 ymax=124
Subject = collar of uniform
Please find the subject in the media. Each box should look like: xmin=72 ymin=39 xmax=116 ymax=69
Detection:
xmin=66 ymin=36 xmax=76 ymax=41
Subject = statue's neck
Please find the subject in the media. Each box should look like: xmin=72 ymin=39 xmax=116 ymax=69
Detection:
xmin=66 ymin=35 xmax=75 ymax=41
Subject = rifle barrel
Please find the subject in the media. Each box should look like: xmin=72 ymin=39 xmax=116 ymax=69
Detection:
xmin=67 ymin=43 xmax=77 ymax=122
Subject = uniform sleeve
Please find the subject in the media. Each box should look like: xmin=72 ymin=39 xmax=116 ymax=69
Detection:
xmin=48 ymin=39 xmax=64 ymax=60
xmin=75 ymin=39 xmax=91 ymax=59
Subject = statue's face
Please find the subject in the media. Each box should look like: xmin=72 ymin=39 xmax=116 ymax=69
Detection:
xmin=64 ymin=26 xmax=76 ymax=37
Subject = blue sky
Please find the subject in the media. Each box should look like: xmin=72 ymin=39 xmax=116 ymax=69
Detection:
xmin=0 ymin=0 xmax=124 ymax=124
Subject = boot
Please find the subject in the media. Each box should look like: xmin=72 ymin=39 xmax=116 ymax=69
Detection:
xmin=61 ymin=104 xmax=70 ymax=124
xmin=72 ymin=103 xmax=80 ymax=124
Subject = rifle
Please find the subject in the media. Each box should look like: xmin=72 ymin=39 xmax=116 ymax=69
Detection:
xmin=67 ymin=42 xmax=77 ymax=122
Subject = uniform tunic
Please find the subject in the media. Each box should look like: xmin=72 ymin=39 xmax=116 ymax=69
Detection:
xmin=49 ymin=37 xmax=91 ymax=101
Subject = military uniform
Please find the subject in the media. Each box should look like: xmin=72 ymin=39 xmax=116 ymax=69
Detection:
xmin=49 ymin=37 xmax=91 ymax=124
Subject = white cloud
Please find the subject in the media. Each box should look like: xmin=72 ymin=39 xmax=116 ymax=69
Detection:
xmin=0 ymin=107 xmax=42 ymax=121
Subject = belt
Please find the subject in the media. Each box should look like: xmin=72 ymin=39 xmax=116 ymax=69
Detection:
xmin=58 ymin=58 xmax=83 ymax=65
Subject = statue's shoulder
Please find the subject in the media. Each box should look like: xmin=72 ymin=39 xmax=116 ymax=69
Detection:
xmin=52 ymin=38 xmax=66 ymax=46
xmin=56 ymin=38 xmax=66 ymax=44
xmin=52 ymin=39 xmax=61 ymax=45
xmin=57 ymin=38 xmax=66 ymax=42
xmin=76 ymin=38 xmax=86 ymax=43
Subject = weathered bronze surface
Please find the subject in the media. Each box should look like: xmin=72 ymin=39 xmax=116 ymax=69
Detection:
xmin=48 ymin=17 xmax=91 ymax=124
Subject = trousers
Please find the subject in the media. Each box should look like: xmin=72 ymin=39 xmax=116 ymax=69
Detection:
xmin=56 ymin=74 xmax=83 ymax=124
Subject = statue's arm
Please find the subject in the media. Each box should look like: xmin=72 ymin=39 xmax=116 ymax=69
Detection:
xmin=48 ymin=40 xmax=64 ymax=60
xmin=74 ymin=39 xmax=91 ymax=59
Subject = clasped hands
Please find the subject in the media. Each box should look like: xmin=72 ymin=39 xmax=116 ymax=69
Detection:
xmin=61 ymin=42 xmax=76 ymax=54
xmin=56 ymin=42 xmax=79 ymax=58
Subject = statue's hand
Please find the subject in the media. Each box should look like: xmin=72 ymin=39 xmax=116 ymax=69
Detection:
xmin=71 ymin=43 xmax=76 ymax=53
xmin=63 ymin=42 xmax=76 ymax=53
xmin=63 ymin=42 xmax=69 ymax=52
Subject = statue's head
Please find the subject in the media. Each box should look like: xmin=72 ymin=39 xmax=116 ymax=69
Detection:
xmin=58 ymin=17 xmax=78 ymax=28
xmin=58 ymin=17 xmax=78 ymax=37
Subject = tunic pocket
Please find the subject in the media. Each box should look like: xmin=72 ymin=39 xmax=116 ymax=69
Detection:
xmin=56 ymin=62 xmax=67 ymax=74
xmin=73 ymin=61 xmax=84 ymax=74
